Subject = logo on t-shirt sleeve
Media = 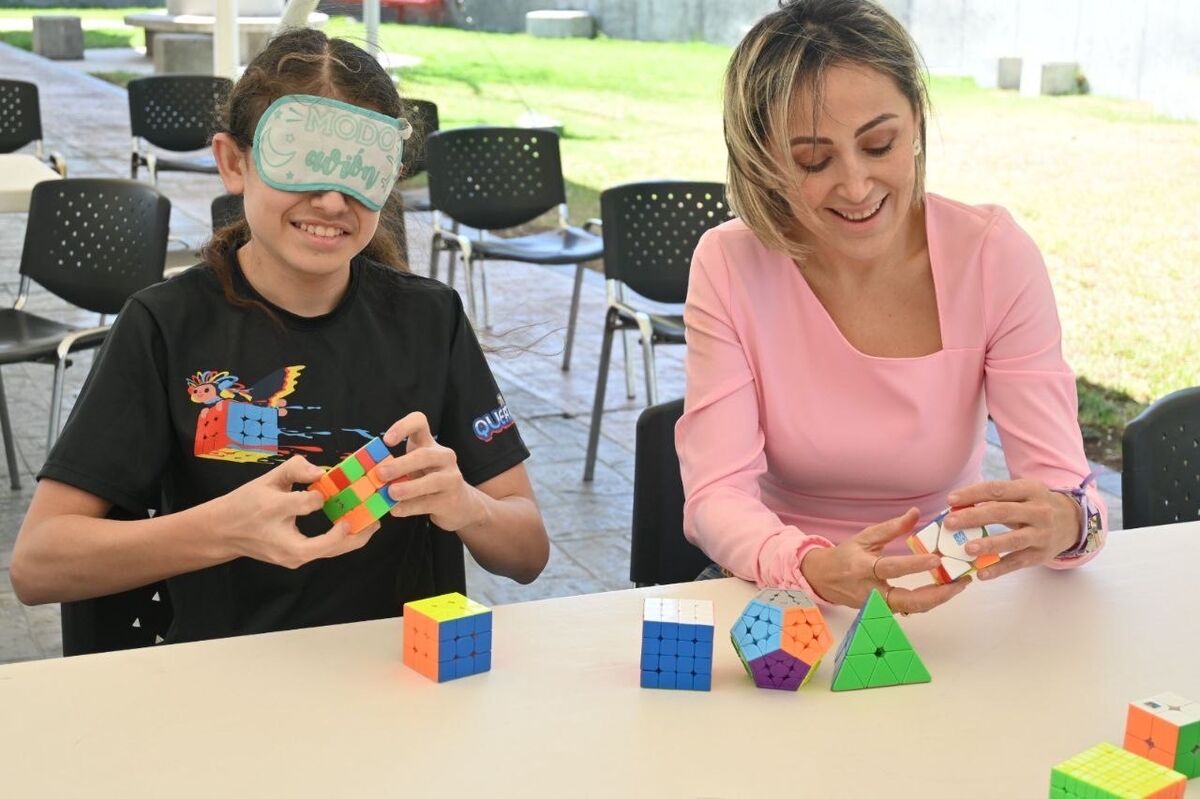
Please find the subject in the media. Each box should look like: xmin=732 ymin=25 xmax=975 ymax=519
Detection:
xmin=472 ymin=394 xmax=515 ymax=443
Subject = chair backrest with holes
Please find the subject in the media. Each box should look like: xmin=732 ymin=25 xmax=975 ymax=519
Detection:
xmin=1122 ymin=386 xmax=1200 ymax=529
xmin=426 ymin=127 xmax=566 ymax=231
xmin=128 ymin=76 xmax=232 ymax=152
xmin=21 ymin=179 xmax=170 ymax=314
xmin=600 ymin=181 xmax=732 ymax=304
xmin=0 ymin=79 xmax=43 ymax=153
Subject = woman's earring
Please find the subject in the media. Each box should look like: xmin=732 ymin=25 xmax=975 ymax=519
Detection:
xmin=913 ymin=138 xmax=923 ymax=157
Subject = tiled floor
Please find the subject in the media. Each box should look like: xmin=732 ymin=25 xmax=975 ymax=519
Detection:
xmin=0 ymin=42 xmax=1123 ymax=664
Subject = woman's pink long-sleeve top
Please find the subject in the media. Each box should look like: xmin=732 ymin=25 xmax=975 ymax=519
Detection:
xmin=677 ymin=193 xmax=1107 ymax=592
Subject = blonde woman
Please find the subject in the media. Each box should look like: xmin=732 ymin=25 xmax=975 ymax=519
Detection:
xmin=677 ymin=0 xmax=1105 ymax=613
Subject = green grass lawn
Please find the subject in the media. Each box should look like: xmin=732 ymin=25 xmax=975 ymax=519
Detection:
xmin=335 ymin=20 xmax=1197 ymax=465
xmin=3 ymin=11 xmax=1198 ymax=464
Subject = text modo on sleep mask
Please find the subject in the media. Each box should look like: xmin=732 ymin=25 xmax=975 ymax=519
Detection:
xmin=252 ymin=94 xmax=413 ymax=211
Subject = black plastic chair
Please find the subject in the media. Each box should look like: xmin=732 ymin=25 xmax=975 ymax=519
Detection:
xmin=61 ymin=525 xmax=466 ymax=656
xmin=583 ymin=181 xmax=731 ymax=481
xmin=128 ymin=75 xmax=232 ymax=185
xmin=630 ymin=398 xmax=711 ymax=586
xmin=0 ymin=79 xmax=67 ymax=176
xmin=425 ymin=127 xmax=603 ymax=369
xmin=61 ymin=507 xmax=172 ymax=657
xmin=397 ymin=98 xmax=439 ymax=213
xmin=210 ymin=192 xmax=244 ymax=229
xmin=1122 ymin=386 xmax=1200 ymax=529
xmin=0 ymin=179 xmax=170 ymax=488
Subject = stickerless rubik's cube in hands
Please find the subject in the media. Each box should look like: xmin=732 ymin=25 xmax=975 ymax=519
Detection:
xmin=640 ymin=598 xmax=715 ymax=691
xmin=306 ymin=436 xmax=405 ymax=534
xmin=906 ymin=507 xmax=1000 ymax=584
xmin=403 ymin=593 xmax=493 ymax=683
xmin=1124 ymin=693 xmax=1200 ymax=779
xmin=730 ymin=589 xmax=833 ymax=691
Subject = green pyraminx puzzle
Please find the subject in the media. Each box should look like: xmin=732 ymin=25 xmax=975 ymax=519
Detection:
xmin=829 ymin=587 xmax=931 ymax=691
xmin=1050 ymin=742 xmax=1186 ymax=799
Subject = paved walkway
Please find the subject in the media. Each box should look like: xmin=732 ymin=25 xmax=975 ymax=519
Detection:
xmin=0 ymin=41 xmax=1122 ymax=663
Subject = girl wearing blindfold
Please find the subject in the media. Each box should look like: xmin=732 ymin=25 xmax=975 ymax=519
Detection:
xmin=12 ymin=29 xmax=549 ymax=643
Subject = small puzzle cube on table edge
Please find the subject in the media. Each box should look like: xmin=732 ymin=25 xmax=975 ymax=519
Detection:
xmin=403 ymin=592 xmax=493 ymax=683
xmin=640 ymin=598 xmax=714 ymax=691
xmin=1051 ymin=742 xmax=1186 ymax=799
xmin=1124 ymin=691 xmax=1200 ymax=779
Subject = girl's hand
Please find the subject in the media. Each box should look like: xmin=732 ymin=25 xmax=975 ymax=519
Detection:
xmin=799 ymin=508 xmax=971 ymax=613
xmin=943 ymin=479 xmax=1080 ymax=580
xmin=218 ymin=455 xmax=380 ymax=568
xmin=378 ymin=412 xmax=485 ymax=532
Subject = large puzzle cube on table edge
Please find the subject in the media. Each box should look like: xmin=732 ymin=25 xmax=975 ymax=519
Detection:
xmin=830 ymin=587 xmax=930 ymax=691
xmin=730 ymin=588 xmax=832 ymax=691
xmin=1124 ymin=692 xmax=1200 ymax=779
xmin=1051 ymin=742 xmax=1186 ymax=799
xmin=640 ymin=598 xmax=714 ymax=691
xmin=195 ymin=399 xmax=280 ymax=462
xmin=403 ymin=592 xmax=493 ymax=683
xmin=307 ymin=435 xmax=404 ymax=535
xmin=906 ymin=507 xmax=1000 ymax=584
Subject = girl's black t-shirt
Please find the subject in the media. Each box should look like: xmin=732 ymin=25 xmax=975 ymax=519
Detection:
xmin=39 ymin=257 xmax=528 ymax=643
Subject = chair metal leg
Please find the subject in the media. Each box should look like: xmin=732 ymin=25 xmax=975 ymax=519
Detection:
xmin=562 ymin=263 xmax=585 ymax=371
xmin=635 ymin=313 xmax=658 ymax=406
xmin=621 ymin=330 xmax=636 ymax=399
xmin=464 ymin=256 xmax=479 ymax=323
xmin=480 ymin=262 xmax=491 ymax=329
xmin=583 ymin=310 xmax=618 ymax=482
xmin=445 ymin=220 xmax=460 ymax=287
xmin=428 ymin=233 xmax=441 ymax=282
xmin=0 ymin=370 xmax=20 ymax=489
xmin=48 ymin=355 xmax=69 ymax=450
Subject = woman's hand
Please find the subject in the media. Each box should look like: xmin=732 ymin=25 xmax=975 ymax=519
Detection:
xmin=799 ymin=508 xmax=971 ymax=613
xmin=378 ymin=412 xmax=486 ymax=532
xmin=944 ymin=479 xmax=1080 ymax=580
xmin=217 ymin=455 xmax=380 ymax=568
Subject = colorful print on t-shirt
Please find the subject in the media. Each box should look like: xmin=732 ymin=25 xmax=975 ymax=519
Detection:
xmin=188 ymin=366 xmax=306 ymax=463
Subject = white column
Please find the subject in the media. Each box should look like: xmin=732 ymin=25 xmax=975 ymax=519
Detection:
xmin=277 ymin=0 xmax=320 ymax=32
xmin=364 ymin=0 xmax=380 ymax=52
xmin=214 ymin=0 xmax=240 ymax=78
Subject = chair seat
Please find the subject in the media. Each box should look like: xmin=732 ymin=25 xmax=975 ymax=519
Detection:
xmin=466 ymin=226 xmax=604 ymax=265
xmin=139 ymin=152 xmax=218 ymax=174
xmin=615 ymin=307 xmax=685 ymax=343
xmin=0 ymin=309 xmax=103 ymax=364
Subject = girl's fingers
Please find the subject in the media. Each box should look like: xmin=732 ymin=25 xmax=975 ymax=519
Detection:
xmin=383 ymin=412 xmax=434 ymax=450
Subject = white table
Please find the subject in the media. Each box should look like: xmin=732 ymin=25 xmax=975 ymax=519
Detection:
xmin=0 ymin=153 xmax=62 ymax=212
xmin=1 ymin=523 xmax=1197 ymax=797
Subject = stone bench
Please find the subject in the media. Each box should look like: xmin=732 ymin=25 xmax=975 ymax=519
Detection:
xmin=32 ymin=15 xmax=84 ymax=61
xmin=124 ymin=11 xmax=328 ymax=65
xmin=1023 ymin=61 xmax=1081 ymax=96
xmin=526 ymin=10 xmax=594 ymax=39
xmin=153 ymin=32 xmax=214 ymax=75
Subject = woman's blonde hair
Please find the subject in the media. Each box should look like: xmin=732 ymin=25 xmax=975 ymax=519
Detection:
xmin=723 ymin=0 xmax=930 ymax=259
